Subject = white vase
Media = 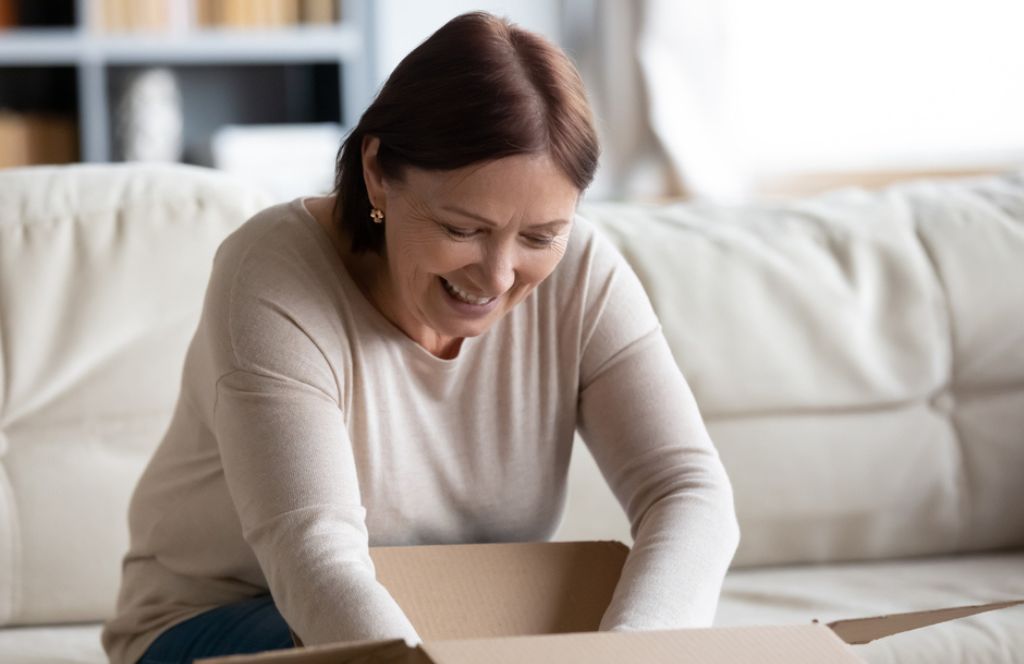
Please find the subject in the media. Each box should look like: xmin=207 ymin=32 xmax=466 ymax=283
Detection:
xmin=116 ymin=67 xmax=184 ymax=162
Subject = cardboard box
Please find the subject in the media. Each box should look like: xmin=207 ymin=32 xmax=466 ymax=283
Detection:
xmin=199 ymin=541 xmax=1024 ymax=664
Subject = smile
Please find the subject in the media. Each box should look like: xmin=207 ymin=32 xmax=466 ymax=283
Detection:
xmin=440 ymin=277 xmax=497 ymax=306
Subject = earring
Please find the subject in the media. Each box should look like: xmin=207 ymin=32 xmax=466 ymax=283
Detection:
xmin=370 ymin=207 xmax=384 ymax=224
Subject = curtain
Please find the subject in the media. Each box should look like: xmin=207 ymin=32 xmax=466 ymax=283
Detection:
xmin=563 ymin=0 xmax=683 ymax=200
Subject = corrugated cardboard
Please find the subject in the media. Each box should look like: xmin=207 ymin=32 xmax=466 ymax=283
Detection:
xmin=825 ymin=599 xmax=1024 ymax=645
xmin=199 ymin=541 xmax=1024 ymax=664
xmin=369 ymin=541 xmax=625 ymax=639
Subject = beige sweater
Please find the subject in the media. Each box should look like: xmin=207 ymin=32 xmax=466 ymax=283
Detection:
xmin=102 ymin=198 xmax=740 ymax=664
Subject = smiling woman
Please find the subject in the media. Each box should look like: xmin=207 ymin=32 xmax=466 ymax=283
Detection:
xmin=332 ymin=10 xmax=598 ymax=256
xmin=323 ymin=9 xmax=597 ymax=359
xmin=101 ymin=11 xmax=740 ymax=664
xmin=333 ymin=148 xmax=579 ymax=358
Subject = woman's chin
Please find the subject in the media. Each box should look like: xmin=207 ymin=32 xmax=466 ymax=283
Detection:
xmin=434 ymin=317 xmax=496 ymax=341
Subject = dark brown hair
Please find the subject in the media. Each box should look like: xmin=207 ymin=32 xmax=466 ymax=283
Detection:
xmin=331 ymin=11 xmax=600 ymax=254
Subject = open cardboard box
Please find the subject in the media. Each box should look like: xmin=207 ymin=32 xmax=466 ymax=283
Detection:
xmin=200 ymin=541 xmax=1023 ymax=663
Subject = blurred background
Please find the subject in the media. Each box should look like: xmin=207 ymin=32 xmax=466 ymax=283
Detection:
xmin=1 ymin=0 xmax=1022 ymax=202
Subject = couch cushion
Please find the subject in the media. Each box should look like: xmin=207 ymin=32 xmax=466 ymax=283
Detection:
xmin=577 ymin=171 xmax=1024 ymax=566
xmin=0 ymin=624 xmax=106 ymax=664
xmin=716 ymin=550 xmax=1024 ymax=663
xmin=0 ymin=164 xmax=271 ymax=625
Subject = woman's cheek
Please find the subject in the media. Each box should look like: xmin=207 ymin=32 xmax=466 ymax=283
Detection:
xmin=435 ymin=240 xmax=483 ymax=270
xmin=535 ymin=242 xmax=570 ymax=279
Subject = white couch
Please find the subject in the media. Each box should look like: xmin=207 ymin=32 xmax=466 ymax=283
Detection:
xmin=0 ymin=163 xmax=1021 ymax=663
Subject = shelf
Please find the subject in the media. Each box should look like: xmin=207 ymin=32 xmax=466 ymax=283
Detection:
xmin=99 ymin=25 xmax=363 ymax=64
xmin=0 ymin=24 xmax=362 ymax=65
xmin=0 ymin=0 xmax=374 ymax=165
xmin=0 ymin=29 xmax=84 ymax=64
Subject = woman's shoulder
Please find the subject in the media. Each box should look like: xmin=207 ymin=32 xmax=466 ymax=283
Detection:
xmin=199 ymin=199 xmax=352 ymax=379
xmin=209 ymin=199 xmax=342 ymax=296
xmin=544 ymin=212 xmax=630 ymax=298
xmin=202 ymin=199 xmax=347 ymax=335
xmin=214 ymin=199 xmax=310 ymax=268
xmin=536 ymin=210 xmax=658 ymax=353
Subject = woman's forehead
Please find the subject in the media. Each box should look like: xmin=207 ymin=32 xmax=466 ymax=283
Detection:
xmin=402 ymin=155 xmax=579 ymax=218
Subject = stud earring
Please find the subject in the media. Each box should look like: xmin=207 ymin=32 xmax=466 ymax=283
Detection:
xmin=370 ymin=207 xmax=384 ymax=224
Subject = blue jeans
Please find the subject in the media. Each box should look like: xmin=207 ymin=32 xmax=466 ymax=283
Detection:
xmin=137 ymin=594 xmax=295 ymax=663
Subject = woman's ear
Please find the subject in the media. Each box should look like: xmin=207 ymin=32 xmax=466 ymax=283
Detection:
xmin=361 ymin=135 xmax=387 ymax=211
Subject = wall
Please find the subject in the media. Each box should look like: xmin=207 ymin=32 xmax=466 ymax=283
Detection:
xmin=370 ymin=1 xmax=563 ymax=86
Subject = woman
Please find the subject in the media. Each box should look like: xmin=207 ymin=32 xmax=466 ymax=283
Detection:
xmin=102 ymin=12 xmax=739 ymax=664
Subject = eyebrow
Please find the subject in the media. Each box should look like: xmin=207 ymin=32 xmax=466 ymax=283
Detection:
xmin=440 ymin=205 xmax=571 ymax=231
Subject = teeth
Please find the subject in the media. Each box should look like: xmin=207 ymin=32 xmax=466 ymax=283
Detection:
xmin=443 ymin=278 xmax=495 ymax=305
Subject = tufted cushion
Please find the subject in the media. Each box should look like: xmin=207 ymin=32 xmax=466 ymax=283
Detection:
xmin=0 ymin=164 xmax=271 ymax=625
xmin=577 ymin=172 xmax=1024 ymax=567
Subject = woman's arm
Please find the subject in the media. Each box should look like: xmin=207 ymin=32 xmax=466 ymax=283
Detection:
xmin=208 ymin=232 xmax=420 ymax=647
xmin=574 ymin=227 xmax=740 ymax=630
xmin=213 ymin=367 xmax=420 ymax=646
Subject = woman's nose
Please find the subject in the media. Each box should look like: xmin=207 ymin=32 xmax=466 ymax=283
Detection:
xmin=476 ymin=245 xmax=517 ymax=295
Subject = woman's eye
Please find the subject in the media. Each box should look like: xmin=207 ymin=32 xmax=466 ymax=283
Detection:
xmin=524 ymin=235 xmax=555 ymax=247
xmin=442 ymin=224 xmax=477 ymax=239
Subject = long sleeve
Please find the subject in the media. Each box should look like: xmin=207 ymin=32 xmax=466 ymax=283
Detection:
xmin=574 ymin=226 xmax=741 ymax=630
xmin=208 ymin=232 xmax=421 ymax=647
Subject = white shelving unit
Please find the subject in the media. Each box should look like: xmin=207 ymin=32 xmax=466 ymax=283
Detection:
xmin=0 ymin=0 xmax=375 ymax=163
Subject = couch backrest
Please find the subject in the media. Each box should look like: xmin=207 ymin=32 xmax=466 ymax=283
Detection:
xmin=0 ymin=164 xmax=270 ymax=625
xmin=579 ymin=172 xmax=1024 ymax=567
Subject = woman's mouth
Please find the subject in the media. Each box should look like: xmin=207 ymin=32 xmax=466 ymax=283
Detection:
xmin=440 ymin=277 xmax=497 ymax=306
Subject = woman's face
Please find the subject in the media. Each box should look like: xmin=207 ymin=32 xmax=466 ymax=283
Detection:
xmin=362 ymin=138 xmax=580 ymax=357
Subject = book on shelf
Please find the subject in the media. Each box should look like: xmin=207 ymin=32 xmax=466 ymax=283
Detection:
xmin=0 ymin=0 xmax=15 ymax=29
xmin=301 ymin=0 xmax=337 ymax=24
xmin=256 ymin=0 xmax=301 ymax=26
xmin=220 ymin=0 xmax=250 ymax=27
xmin=0 ymin=0 xmax=337 ymax=33
xmin=100 ymin=0 xmax=171 ymax=33
xmin=198 ymin=0 xmax=293 ymax=28
xmin=194 ymin=0 xmax=213 ymax=28
xmin=135 ymin=0 xmax=171 ymax=31
xmin=0 ymin=112 xmax=78 ymax=168
xmin=194 ymin=0 xmax=336 ymax=29
xmin=97 ymin=0 xmax=123 ymax=32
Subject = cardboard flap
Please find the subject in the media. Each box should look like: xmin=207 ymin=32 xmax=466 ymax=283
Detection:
xmin=420 ymin=625 xmax=866 ymax=663
xmin=369 ymin=540 xmax=628 ymax=640
xmin=197 ymin=638 xmax=423 ymax=664
xmin=827 ymin=599 xmax=1024 ymax=645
